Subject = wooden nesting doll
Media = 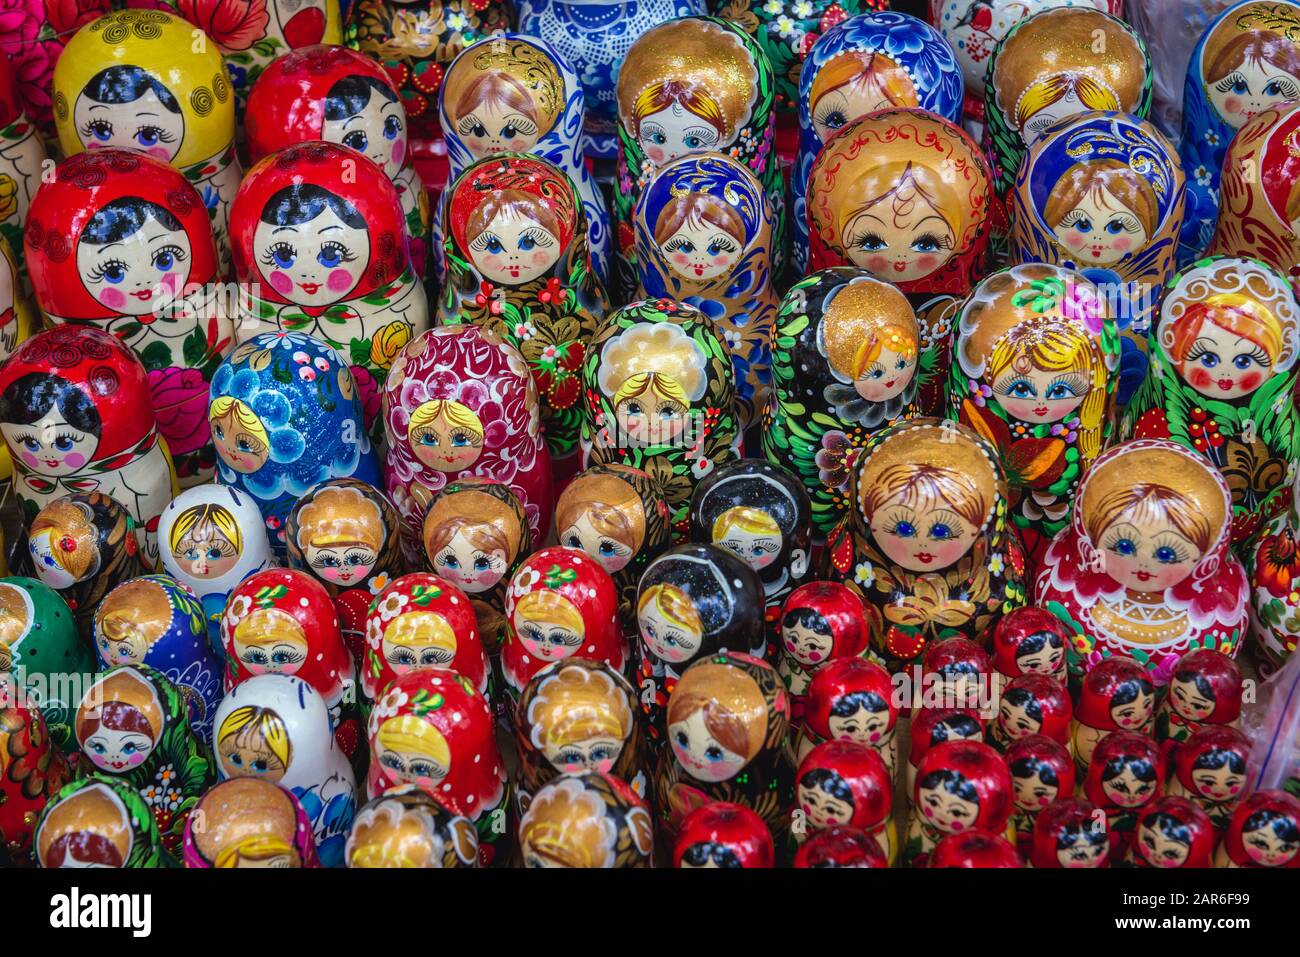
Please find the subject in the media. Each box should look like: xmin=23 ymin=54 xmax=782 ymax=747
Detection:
xmin=345 ymin=783 xmax=479 ymax=868
xmin=821 ymin=417 xmax=1028 ymax=676
xmin=438 ymin=33 xmax=611 ymax=283
xmin=0 ymin=325 xmax=177 ymax=565
xmin=383 ymin=324 xmax=552 ymax=544
xmin=52 ymin=10 xmax=242 ymax=273
xmin=209 ymin=332 xmax=380 ymax=553
xmin=182 ymin=777 xmax=321 ymax=868
xmin=1179 ymin=1 xmax=1300 ymax=262
xmin=0 ymin=236 xmax=37 ymax=364
xmin=0 ymin=54 xmax=48 ymax=277
xmin=1034 ymin=439 xmax=1250 ymax=684
xmin=947 ymin=263 xmax=1121 ymax=561
xmin=764 ymin=269 xmax=930 ymax=537
xmin=917 ymin=636 xmax=991 ymax=712
xmin=930 ymin=831 xmax=1022 ymax=867
xmin=0 ymin=699 xmax=70 ymax=862
xmin=990 ymin=605 xmax=1071 ymax=693
xmin=1069 ymin=656 xmax=1156 ymax=774
xmin=673 ymin=801 xmax=774 ymax=868
xmin=580 ymin=298 xmax=739 ymax=533
xmin=1155 ymin=647 xmax=1243 ymax=751
xmin=793 ymin=824 xmax=889 ymax=867
xmin=438 ymin=153 xmax=608 ymax=472
xmin=245 ymin=44 xmax=428 ymax=279
xmin=903 ymin=738 xmax=1012 ymax=867
xmin=1125 ymin=255 xmax=1300 ymax=543
xmin=634 ymin=152 xmax=778 ymax=431
xmin=777 ymin=581 xmax=870 ymax=706
xmin=1126 ymin=795 xmax=1216 ymax=868
xmin=1249 ymin=471 xmax=1300 ymax=676
xmin=795 ymin=740 xmax=895 ymax=862
xmin=791 ymin=9 xmax=963 ymax=274
xmin=1029 ymin=796 xmax=1109 ymax=868
xmin=1167 ymin=725 xmax=1252 ymax=829
xmin=1216 ymin=789 xmax=1300 ymax=867
xmin=991 ymin=673 xmax=1072 ymax=751
xmin=1084 ymin=730 xmax=1164 ymax=856
xmin=795 ymin=656 xmax=898 ymax=774
xmin=905 ymin=707 xmax=986 ymax=801
xmin=519 ymin=770 xmax=655 ymax=867
xmin=35 ymin=775 xmax=171 ymax=868
xmin=1004 ymin=732 xmax=1074 ymax=856
xmin=613 ymin=16 xmax=786 ymax=298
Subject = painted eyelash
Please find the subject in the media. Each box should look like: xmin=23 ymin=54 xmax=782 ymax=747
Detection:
xmin=502 ymin=116 xmax=538 ymax=136
xmin=662 ymin=237 xmax=694 ymax=252
xmin=707 ymin=235 xmax=738 ymax=253
xmin=1269 ymin=77 xmax=1300 ymax=98
xmin=519 ymin=226 xmax=556 ymax=248
xmin=468 ymin=230 xmax=499 ymax=252
xmin=259 ymin=242 xmax=296 ymax=265
xmin=85 ymin=258 xmax=128 ymax=282
xmin=1151 ymin=534 xmax=1192 ymax=562
xmin=1047 ymin=373 xmax=1087 ymax=396
xmin=1213 ymin=71 xmax=1248 ymax=94
xmin=928 ymin=509 xmax=966 ymax=535
xmin=319 ymin=241 xmax=357 ymax=262
xmin=1240 ymin=344 xmax=1271 ymax=365
xmin=848 ymin=230 xmax=887 ymax=250
xmin=135 ymin=125 xmax=176 ymax=143
xmin=681 ymin=127 xmax=718 ymax=145
xmin=152 ymin=244 xmax=188 ymax=264
xmin=79 ymin=120 xmax=113 ymax=138
xmin=448 ymin=427 xmax=482 ymax=446
xmin=1108 ymin=215 xmax=1142 ymax=234
xmin=1057 ymin=210 xmax=1091 ymax=229
xmin=912 ymin=232 xmax=954 ymax=250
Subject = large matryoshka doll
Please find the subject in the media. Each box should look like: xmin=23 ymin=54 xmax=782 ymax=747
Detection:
xmin=35 ymin=775 xmax=170 ymax=868
xmin=0 ymin=697 xmax=70 ymax=862
xmin=947 ymin=264 xmax=1120 ymax=562
xmin=581 ymin=298 xmax=739 ymax=532
xmin=776 ymin=581 xmax=870 ymax=706
xmin=0 ymin=53 xmax=48 ymax=275
xmin=52 ymin=10 xmax=242 ymax=273
xmin=1069 ymin=656 xmax=1155 ymax=774
xmin=656 ymin=650 xmax=789 ymax=839
xmin=794 ymin=656 xmax=898 ymax=773
xmin=764 ymin=270 xmax=929 ymax=537
xmin=1125 ymin=256 xmax=1300 ymax=543
xmin=438 ymin=33 xmax=611 ymax=282
xmin=345 ymin=783 xmax=480 ymax=868
xmin=182 ymin=777 xmax=320 ymax=868
xmin=518 ymin=770 xmax=655 ymax=868
xmin=821 ymin=417 xmax=1028 ymax=676
xmin=383 ymin=324 xmax=552 ymax=545
xmin=613 ymin=16 xmax=785 ymax=298
xmin=25 ymin=150 xmax=231 ymax=486
xmin=1034 ymin=439 xmax=1250 ymax=685
xmin=791 ymin=10 xmax=963 ymax=274
xmin=213 ymin=673 xmax=357 ymax=867
xmin=1126 ymin=795 xmax=1216 ymax=869
xmin=438 ymin=153 xmax=607 ymax=473
xmin=1216 ymin=789 xmax=1300 ymax=867
xmin=245 ymin=44 xmax=428 ymax=279
xmin=74 ymin=664 xmax=216 ymax=853
xmin=367 ymin=670 xmax=508 ymax=866
xmin=0 ymin=325 xmax=177 ymax=565
xmin=673 ymin=800 xmax=774 ymax=868
xmin=903 ymin=737 xmax=1012 ymax=867
xmin=634 ymin=152 xmax=777 ymax=431
xmin=1004 ymin=732 xmax=1074 ymax=855
xmin=1179 ymin=1 xmax=1300 ymax=262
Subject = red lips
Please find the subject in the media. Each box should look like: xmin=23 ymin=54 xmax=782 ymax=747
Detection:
xmin=915 ymin=552 xmax=935 ymax=564
xmin=298 ymin=281 xmax=320 ymax=294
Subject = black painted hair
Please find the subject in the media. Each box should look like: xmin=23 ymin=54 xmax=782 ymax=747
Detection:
xmin=324 ymin=75 xmax=399 ymax=121
xmin=1192 ymin=747 xmax=1247 ymax=774
xmin=1102 ymin=754 xmax=1158 ymax=784
xmin=0 ymin=372 xmax=102 ymax=435
xmin=918 ymin=768 xmax=979 ymax=804
xmin=1009 ymin=756 xmax=1059 ymax=788
xmin=831 ymin=690 xmax=888 ymax=718
xmin=84 ymin=66 xmax=180 ymax=112
xmin=1144 ymin=811 xmax=1191 ymax=846
xmin=1173 ymin=670 xmax=1217 ymax=701
xmin=1016 ymin=630 xmax=1062 ymax=658
xmin=681 ymin=841 xmax=742 ymax=868
xmin=799 ymin=767 xmax=854 ymax=805
xmin=261 ymin=184 xmax=366 ymax=229
xmin=82 ymin=197 xmax=183 ymax=246
xmin=1243 ymin=809 xmax=1300 ymax=844
xmin=1004 ymin=687 xmax=1043 ymax=723
xmin=784 ymin=606 xmax=831 ymax=636
xmin=1058 ymin=819 xmax=1107 ymax=850
xmin=930 ymin=715 xmax=981 ymax=744
xmin=1110 ymin=677 xmax=1152 ymax=708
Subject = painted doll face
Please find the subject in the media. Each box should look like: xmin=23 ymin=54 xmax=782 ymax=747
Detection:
xmin=96 ymin=630 xmax=148 ymax=667
xmin=615 ymin=382 xmax=689 ymax=448
xmin=218 ymin=734 xmax=289 ymax=783
xmin=870 ymin=497 xmax=981 ymax=572
xmin=1110 ymin=690 xmax=1155 ymax=731
xmin=1056 ymin=830 xmax=1106 ymax=867
xmin=383 ymin=630 xmax=455 ymax=675
xmin=375 ymin=738 xmax=450 ymax=786
xmin=513 ymin=598 xmax=584 ymax=663
xmin=1176 ymin=321 xmax=1272 ymax=400
xmin=409 ymin=401 xmax=484 ymax=473
xmin=638 ymin=597 xmax=702 ymax=664
xmin=84 ymin=724 xmax=156 ymax=772
xmin=998 ymin=698 xmax=1042 ymax=740
xmin=856 ymin=346 xmax=916 ymax=402
xmin=669 ymin=708 xmax=748 ymax=783
xmin=1098 ymin=515 xmax=1202 ymax=593
xmin=638 ymin=103 xmax=722 ymax=165
xmin=1012 ymin=767 xmax=1058 ymax=810
xmin=1016 ymin=639 xmax=1065 ymax=677
xmin=253 ymin=207 xmax=371 ymax=307
xmin=324 ymin=91 xmax=407 ymax=178
xmin=233 ymin=612 xmax=309 ymax=676
xmin=2 ymin=409 xmax=99 ymax=476
xmin=29 ymin=530 xmax=80 ymax=590
xmin=828 ymin=701 xmax=892 ymax=746
xmin=1208 ymin=57 xmax=1300 ymax=129
xmin=1169 ymin=675 xmax=1215 ymax=721
xmin=76 ymin=214 xmax=192 ymax=316
xmin=1242 ymin=820 xmax=1300 ymax=866
xmin=174 ymin=522 xmax=241 ymax=581
xmin=715 ymin=519 xmax=781 ymax=571
xmin=428 ymin=528 xmax=507 ymax=593
xmin=1052 ymin=184 xmax=1147 ymax=265
xmin=211 ymin=401 xmax=271 ymax=475
xmin=783 ymin=620 xmax=835 ymax=666
xmin=843 ymin=194 xmax=956 ymax=282
xmin=458 ymin=96 xmax=542 ymax=157
xmin=1102 ymin=764 xmax=1156 ymax=808
xmin=660 ymin=218 xmax=741 ymax=281
xmin=1137 ymin=822 xmax=1189 ymax=868
xmin=1192 ymin=761 xmax=1245 ymax=803
xmin=799 ymin=779 xmax=855 ymax=829
xmin=812 ymin=80 xmax=906 ymax=144
xmin=993 ymin=364 xmax=1088 ymax=422
xmin=1020 ymin=85 xmax=1089 ymax=144
xmin=560 ymin=515 xmax=633 ymax=574
xmin=917 ymin=779 xmax=979 ymax=833
xmin=306 ymin=541 xmax=377 ymax=587
xmin=543 ymin=735 xmax=624 ymax=775
xmin=74 ymin=88 xmax=185 ymax=161
xmin=467 ymin=206 xmax=560 ymax=286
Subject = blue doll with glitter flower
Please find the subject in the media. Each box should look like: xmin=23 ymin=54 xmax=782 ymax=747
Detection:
xmin=209 ymin=331 xmax=380 ymax=554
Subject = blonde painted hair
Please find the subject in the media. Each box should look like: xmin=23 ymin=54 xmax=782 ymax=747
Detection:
xmin=214 ymin=836 xmax=298 ymax=868
xmin=169 ymin=503 xmax=242 ymax=556
xmin=712 ymin=505 xmax=780 ymax=541
xmin=377 ymin=714 xmax=451 ymax=769
xmin=1015 ymin=73 xmax=1119 ymax=130
xmin=385 ymin=611 xmax=457 ymax=655
xmin=217 ymin=706 xmax=292 ymax=771
xmin=613 ymin=372 xmax=688 ymax=410
xmin=528 ymin=665 xmax=633 ymax=750
xmin=514 ymin=590 xmax=585 ymax=635
xmin=853 ymin=323 xmax=919 ymax=380
xmin=811 ymin=51 xmax=918 ymax=113
xmin=859 ymin=463 xmax=990 ymax=530
xmin=408 ymin=400 xmax=483 ymax=445
xmin=210 ymin=396 xmax=269 ymax=456
xmin=637 ymin=583 xmax=702 ymax=638
xmin=1085 ymin=484 xmax=1214 ymax=555
xmin=632 ymin=80 xmax=724 ymax=138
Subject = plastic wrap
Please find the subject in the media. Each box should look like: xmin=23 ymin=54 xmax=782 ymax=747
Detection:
xmin=1244 ymin=649 xmax=1300 ymax=795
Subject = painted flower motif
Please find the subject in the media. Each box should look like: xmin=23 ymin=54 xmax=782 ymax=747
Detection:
xmin=370 ymin=320 xmax=410 ymax=370
xmin=854 ymin=561 xmax=875 ymax=588
xmin=368 ymin=572 xmax=391 ymax=596
xmin=1194 ymin=165 xmax=1212 ymax=187
xmin=1205 ymin=130 xmax=1221 ymax=146
xmin=352 ymin=365 xmax=382 ymax=426
xmin=513 ymin=567 xmax=543 ymax=597
xmin=475 ymin=280 xmax=503 ymax=315
xmin=1151 ymin=654 xmax=1179 ymax=686
xmin=1061 ymin=281 xmax=1104 ymax=335
xmin=376 ymin=591 xmax=409 ymax=622
xmin=988 ymin=552 xmax=1004 ymax=575
xmin=366 ymin=616 xmax=385 ymax=649
xmin=968 ymin=378 xmax=993 ymax=407
xmin=793 ymin=0 xmax=813 ymax=17
xmin=149 ymin=366 xmax=211 ymax=457
xmin=369 ymin=687 xmax=410 ymax=728
xmin=1255 ymin=530 xmax=1300 ymax=597
xmin=815 ymin=429 xmax=857 ymax=492
xmin=775 ymin=15 xmax=797 ymax=36
xmin=537 ymin=277 xmax=565 ymax=304
xmin=225 ymin=593 xmax=253 ymax=628
xmin=513 ymin=320 xmax=536 ymax=341
xmin=447 ymin=11 xmax=468 ymax=30
xmin=691 ymin=456 xmax=714 ymax=479
xmin=763 ymin=0 xmax=782 ymax=12
xmin=176 ymin=0 xmax=269 ymax=52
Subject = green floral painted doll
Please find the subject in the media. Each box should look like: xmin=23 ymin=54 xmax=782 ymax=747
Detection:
xmin=36 ymin=774 xmax=174 ymax=868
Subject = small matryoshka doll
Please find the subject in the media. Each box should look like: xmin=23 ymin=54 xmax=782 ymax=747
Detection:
xmin=581 ymin=298 xmax=739 ymax=531
xmin=613 ymin=16 xmax=786 ymax=298
xmin=764 ymin=270 xmax=928 ymax=535
xmin=52 ymin=10 xmax=242 ymax=272
xmin=439 ymin=153 xmax=608 ymax=472
xmin=791 ymin=10 xmax=964 ymax=274
xmin=990 ymin=605 xmax=1070 ymax=694
xmin=822 ymin=417 xmax=1027 ymax=675
xmin=345 ymin=783 xmax=479 ymax=868
xmin=0 ymin=698 xmax=71 ymax=861
xmin=992 ymin=673 xmax=1072 ymax=751
xmin=74 ymin=665 xmax=216 ymax=853
xmin=1084 ymin=730 xmax=1164 ymax=855
xmin=366 ymin=670 xmax=508 ymax=866
xmin=1070 ymin=657 xmax=1155 ymax=774
xmin=384 ymin=324 xmax=552 ymax=546
xmin=1126 ymin=256 xmax=1300 ymax=542
xmin=181 ymin=777 xmax=321 ymax=868
xmin=905 ymin=706 xmax=986 ymax=801
xmin=635 ymin=544 xmax=766 ymax=745
xmin=777 ymin=581 xmax=870 ymax=705
xmin=635 ymin=153 xmax=778 ymax=431
xmin=92 ymin=574 xmax=223 ymax=742
xmin=1004 ymin=733 xmax=1074 ymax=855
xmin=24 ymin=149 xmax=230 ymax=486
xmin=904 ymin=738 xmax=1012 ymax=867
xmin=796 ymin=656 xmax=898 ymax=774
xmin=1029 ymin=796 xmax=1109 ymax=868
xmin=0 ymin=325 xmax=177 ymax=565
xmin=246 ymin=44 xmax=428 ymax=279
xmin=918 ymin=637 xmax=991 ymax=712
xmin=1126 ymin=795 xmax=1215 ymax=869
xmin=35 ymin=775 xmax=171 ymax=868
xmin=793 ymin=824 xmax=889 ymax=867
xmin=1034 ymin=439 xmax=1250 ymax=683
xmin=673 ymin=800 xmax=774 ymax=868
xmin=1216 ymin=789 xmax=1300 ymax=867
xmin=158 ymin=483 xmax=274 ymax=653
xmin=1178 ymin=1 xmax=1300 ymax=260
xmin=519 ymin=770 xmax=655 ymax=868
xmin=929 ymin=830 xmax=1022 ymax=867
xmin=0 ymin=54 xmax=48 ymax=275
xmin=209 ymin=332 xmax=381 ymax=553
xmin=1168 ymin=725 xmax=1252 ymax=829
xmin=213 ymin=673 xmax=357 ymax=867
xmin=947 ymin=264 xmax=1120 ymax=561
xmin=1155 ymin=648 xmax=1243 ymax=751
xmin=796 ymin=740 xmax=895 ymax=863
xmin=657 ymin=650 xmax=790 ymax=839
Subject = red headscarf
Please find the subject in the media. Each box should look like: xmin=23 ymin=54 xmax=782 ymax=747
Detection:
xmin=446 ymin=154 xmax=577 ymax=261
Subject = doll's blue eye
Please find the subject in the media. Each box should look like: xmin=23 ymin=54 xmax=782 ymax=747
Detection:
xmin=674 ymin=731 xmax=689 ymax=748
xmin=252 ymin=760 xmax=269 ymax=773
xmin=91 ymin=742 xmax=106 ymax=754
xmin=1233 ymin=79 xmax=1249 ymax=94
xmin=343 ymin=130 xmax=368 ymax=151
xmin=822 ymin=111 xmax=846 ymax=129
xmin=346 ymin=554 xmax=365 ymax=566
xmin=1045 ymin=383 xmax=1073 ymax=400
xmin=227 ymin=753 xmax=243 ymax=766
xmin=135 ymin=127 xmax=161 ymax=147
xmin=1199 ymin=352 xmax=1220 ymax=368
xmin=1009 ymin=380 xmax=1035 ymax=398
xmin=471 ymin=124 xmax=488 ymax=139
xmin=1154 ymin=546 xmax=1179 ymax=564
xmin=1234 ymin=354 xmax=1256 ymax=369
xmin=1105 ymin=220 xmax=1126 ymax=235
xmin=484 ymin=237 xmax=504 ymax=254
xmin=1072 ymin=218 xmax=1092 ymax=233
xmin=88 ymin=120 xmax=113 ymax=142
xmin=649 ymin=131 xmax=666 ymax=145
xmin=53 ymin=436 xmax=74 ymax=451
xmin=931 ymin=523 xmax=952 ymax=540
xmin=473 ymin=557 xmax=491 ymax=571
xmin=683 ymin=135 xmax=704 ymax=149
xmin=1113 ymin=538 xmax=1136 ymax=556
xmin=318 ymin=244 xmax=344 ymax=268
xmin=122 ymin=743 xmax=137 ymax=755
xmin=418 ymin=433 xmax=437 ymax=446
xmin=893 ymin=521 xmax=916 ymax=538
xmin=273 ymin=248 xmax=295 ymax=268
xmin=383 ymin=116 xmax=401 ymax=140
xmin=501 ymin=125 xmax=519 ymax=139
xmin=451 ymin=434 xmax=469 ymax=447
xmin=704 ymin=746 xmax=724 ymax=762
xmin=321 ymin=555 xmax=339 ymax=567
xmin=271 ymin=651 xmax=292 ymax=664
xmin=442 ymin=556 xmax=460 ymax=569
xmin=517 ymin=234 xmax=536 ymax=251
xmin=206 ymin=548 xmax=223 ymax=560
xmin=104 ymin=263 xmax=126 ymax=284
xmin=598 ymin=542 xmax=615 ymax=556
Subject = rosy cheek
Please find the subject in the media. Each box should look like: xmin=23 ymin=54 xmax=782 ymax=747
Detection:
xmin=530 ymin=251 xmax=549 ymax=266
xmin=63 ymin=452 xmax=85 ymax=468
xmin=99 ymin=287 xmax=126 ymax=309
xmin=1238 ymin=372 xmax=1262 ymax=391
xmin=321 ymin=568 xmax=339 ymax=580
xmin=1037 ymin=796 xmax=1051 ymax=806
xmin=672 ymin=252 xmax=691 ymax=265
xmin=865 ymin=254 xmax=890 ymax=273
xmin=1111 ymin=237 xmax=1132 ymax=252
xmin=474 ymin=570 xmax=498 ymax=586
xmin=915 ymin=254 xmax=937 ymax=272
xmin=949 ymin=820 xmax=964 ymax=832
xmin=247 ymin=663 xmax=266 ymax=675
xmin=128 ymin=751 xmax=148 ymax=766
xmin=596 ymin=758 xmax=614 ymax=773
xmin=1189 ymin=367 xmax=1213 ymax=389
xmin=1063 ymin=231 xmax=1086 ymax=249
xmin=20 ymin=452 xmax=38 ymax=467
xmin=712 ymin=254 xmax=729 ymax=266
xmin=1225 ymin=96 xmax=1244 ymax=115
xmin=159 ymin=272 xmax=181 ymax=293
xmin=268 ymin=270 xmax=293 ymax=294
xmin=923 ymin=805 xmax=934 ymax=819
xmin=391 ymin=139 xmax=405 ymax=164
xmin=508 ymin=139 xmax=526 ymax=151
xmin=146 ymin=146 xmax=170 ymax=160
xmin=646 ymin=146 xmax=665 ymax=164
xmin=326 ymin=269 xmax=354 ymax=292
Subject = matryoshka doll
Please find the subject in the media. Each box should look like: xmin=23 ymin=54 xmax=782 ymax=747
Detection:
xmin=1155 ymin=648 xmax=1243 ymax=751
xmin=52 ymin=10 xmax=242 ymax=272
xmin=763 ymin=270 xmax=928 ymax=536
xmin=905 ymin=706 xmax=986 ymax=801
xmin=92 ymin=575 xmax=223 ymax=742
xmin=791 ymin=9 xmax=964 ymax=274
xmin=1250 ymin=470 xmax=1300 ymax=675
xmin=777 ymin=581 xmax=870 ymax=706
xmin=1178 ymin=1 xmax=1300 ymax=262
xmin=181 ymin=777 xmax=320 ymax=868
xmin=74 ymin=665 xmax=216 ymax=853
xmin=1029 ymin=796 xmax=1109 ymax=868
xmin=0 ymin=325 xmax=177 ymax=566
xmin=947 ymin=264 xmax=1120 ymax=561
xmin=634 ymin=152 xmax=778 ymax=431
xmin=1034 ymin=439 xmax=1250 ymax=684
xmin=991 ymin=605 xmax=1070 ymax=694
xmin=795 ymin=740 xmax=895 ymax=863
xmin=1215 ymin=789 xmax=1300 ymax=867
xmin=1083 ymin=730 xmax=1163 ymax=855
xmin=822 ymin=417 xmax=1027 ymax=675
xmin=438 ymin=153 xmax=607 ymax=473
xmin=245 ymin=44 xmax=428 ymax=279
xmin=35 ymin=775 xmax=170 ymax=868
xmin=656 ymin=650 xmax=790 ymax=838
xmin=366 ymin=670 xmax=508 ymax=866
xmin=346 ymin=783 xmax=480 ymax=868
xmin=1126 ymin=795 xmax=1215 ymax=868
xmin=209 ymin=331 xmax=380 ymax=552
xmin=1124 ymin=256 xmax=1300 ymax=542
xmin=613 ymin=16 xmax=785 ymax=298
xmin=929 ymin=830 xmax=1022 ymax=867
xmin=1070 ymin=656 xmax=1155 ymax=774
xmin=793 ymin=824 xmax=889 ymax=867
xmin=917 ymin=637 xmax=990 ymax=712
xmin=672 ymin=800 xmax=774 ymax=868
xmin=0 ymin=54 xmax=48 ymax=274
xmin=635 ymin=544 xmax=766 ymax=746
xmin=518 ymin=770 xmax=655 ymax=868
xmin=438 ymin=33 xmax=611 ymax=282
xmin=1005 ymin=733 xmax=1074 ymax=855
xmin=384 ymin=324 xmax=552 ymax=545
xmin=0 ymin=235 xmax=37 ymax=364
xmin=0 ymin=698 xmax=70 ymax=861
xmin=992 ymin=673 xmax=1072 ymax=751
xmin=581 ymin=298 xmax=739 ymax=531
xmin=904 ymin=738 xmax=1012 ymax=867
xmin=158 ymin=483 xmax=274 ymax=653
xmin=795 ymin=656 xmax=898 ymax=774
xmin=24 ymin=149 xmax=231 ymax=486
xmin=1168 ymin=725 xmax=1251 ymax=829
xmin=213 ymin=673 xmax=357 ymax=867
